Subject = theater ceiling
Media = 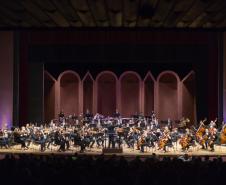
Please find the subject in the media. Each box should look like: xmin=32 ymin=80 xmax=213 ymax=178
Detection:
xmin=0 ymin=0 xmax=226 ymax=29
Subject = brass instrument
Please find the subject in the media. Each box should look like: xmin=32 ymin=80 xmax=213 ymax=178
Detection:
xmin=178 ymin=118 xmax=190 ymax=128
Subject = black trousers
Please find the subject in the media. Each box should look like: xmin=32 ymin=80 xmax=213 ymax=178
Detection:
xmin=108 ymin=135 xmax=115 ymax=148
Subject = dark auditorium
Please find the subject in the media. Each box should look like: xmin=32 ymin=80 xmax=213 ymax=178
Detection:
xmin=1 ymin=0 xmax=226 ymax=184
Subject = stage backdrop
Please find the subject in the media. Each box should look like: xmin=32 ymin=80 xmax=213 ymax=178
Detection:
xmin=18 ymin=31 xmax=220 ymax=125
xmin=43 ymin=69 xmax=196 ymax=124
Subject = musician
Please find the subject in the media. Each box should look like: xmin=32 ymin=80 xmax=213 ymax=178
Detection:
xmin=132 ymin=112 xmax=139 ymax=119
xmin=158 ymin=127 xmax=172 ymax=152
xmin=0 ymin=129 xmax=9 ymax=148
xmin=113 ymin=109 xmax=121 ymax=118
xmin=202 ymin=129 xmax=210 ymax=149
xmin=70 ymin=129 xmax=86 ymax=152
xmin=154 ymin=128 xmax=162 ymax=139
xmin=125 ymin=129 xmax=135 ymax=148
xmin=209 ymin=118 xmax=217 ymax=128
xmin=150 ymin=118 xmax=157 ymax=130
xmin=49 ymin=120 xmax=55 ymax=128
xmin=170 ymin=128 xmax=179 ymax=144
xmin=96 ymin=129 xmax=105 ymax=148
xmin=71 ymin=113 xmax=78 ymax=125
xmin=87 ymin=128 xmax=96 ymax=148
xmin=107 ymin=122 xmax=116 ymax=148
xmin=25 ymin=124 xmax=33 ymax=147
xmin=138 ymin=112 xmax=144 ymax=120
xmin=129 ymin=127 xmax=140 ymax=150
xmin=82 ymin=131 xmax=94 ymax=150
xmin=57 ymin=129 xmax=70 ymax=152
xmin=59 ymin=109 xmax=65 ymax=123
xmin=58 ymin=131 xmax=66 ymax=152
xmin=208 ymin=125 xmax=217 ymax=151
xmin=139 ymin=133 xmax=147 ymax=153
xmin=115 ymin=125 xmax=123 ymax=147
xmin=59 ymin=110 xmax=64 ymax=118
xmin=13 ymin=128 xmax=28 ymax=149
xmin=180 ymin=128 xmax=193 ymax=151
xmin=145 ymin=130 xmax=156 ymax=148
xmin=139 ymin=118 xmax=146 ymax=128
xmin=167 ymin=118 xmax=173 ymax=131
xmin=84 ymin=109 xmax=93 ymax=123
xmin=32 ymin=129 xmax=46 ymax=152
xmin=150 ymin=111 xmax=156 ymax=121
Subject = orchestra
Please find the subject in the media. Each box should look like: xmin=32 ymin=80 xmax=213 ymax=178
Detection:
xmin=0 ymin=110 xmax=223 ymax=154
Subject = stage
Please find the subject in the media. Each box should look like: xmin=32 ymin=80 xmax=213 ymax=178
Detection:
xmin=1 ymin=143 xmax=226 ymax=158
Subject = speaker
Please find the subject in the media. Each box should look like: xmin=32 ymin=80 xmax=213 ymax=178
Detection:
xmin=102 ymin=148 xmax=123 ymax=154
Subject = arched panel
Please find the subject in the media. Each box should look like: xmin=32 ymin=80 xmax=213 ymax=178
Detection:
xmin=158 ymin=71 xmax=179 ymax=121
xmin=144 ymin=74 xmax=155 ymax=116
xmin=44 ymin=71 xmax=56 ymax=123
xmin=59 ymin=71 xmax=80 ymax=116
xmin=83 ymin=73 xmax=94 ymax=113
xmin=182 ymin=71 xmax=196 ymax=125
xmin=97 ymin=71 xmax=117 ymax=116
xmin=120 ymin=72 xmax=141 ymax=117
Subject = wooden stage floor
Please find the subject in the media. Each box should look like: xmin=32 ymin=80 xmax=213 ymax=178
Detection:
xmin=1 ymin=144 xmax=226 ymax=158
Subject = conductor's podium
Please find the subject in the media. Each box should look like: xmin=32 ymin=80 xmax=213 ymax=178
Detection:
xmin=102 ymin=148 xmax=123 ymax=154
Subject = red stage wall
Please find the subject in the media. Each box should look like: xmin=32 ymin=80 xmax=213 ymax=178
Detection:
xmin=144 ymin=75 xmax=155 ymax=116
xmin=0 ymin=32 xmax=13 ymax=128
xmin=60 ymin=72 xmax=79 ymax=116
xmin=83 ymin=74 xmax=93 ymax=114
xmin=120 ymin=72 xmax=140 ymax=117
xmin=97 ymin=72 xmax=117 ymax=116
xmin=158 ymin=72 xmax=178 ymax=120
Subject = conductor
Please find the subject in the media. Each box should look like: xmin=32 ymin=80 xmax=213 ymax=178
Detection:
xmin=107 ymin=122 xmax=116 ymax=148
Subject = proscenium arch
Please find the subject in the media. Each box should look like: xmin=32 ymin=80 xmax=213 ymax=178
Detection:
xmin=82 ymin=72 xmax=94 ymax=114
xmin=58 ymin=70 xmax=81 ymax=82
xmin=182 ymin=71 xmax=196 ymax=125
xmin=119 ymin=71 xmax=142 ymax=117
xmin=96 ymin=71 xmax=118 ymax=116
xmin=144 ymin=71 xmax=156 ymax=116
xmin=157 ymin=70 xmax=180 ymax=121
xmin=157 ymin=70 xmax=180 ymax=82
xmin=44 ymin=71 xmax=56 ymax=123
xmin=58 ymin=70 xmax=81 ymax=116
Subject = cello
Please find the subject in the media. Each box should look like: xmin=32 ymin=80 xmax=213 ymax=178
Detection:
xmin=158 ymin=130 xmax=169 ymax=150
xmin=179 ymin=133 xmax=192 ymax=150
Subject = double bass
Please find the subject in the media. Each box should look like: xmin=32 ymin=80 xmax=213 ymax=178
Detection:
xmin=220 ymin=124 xmax=226 ymax=144
xmin=195 ymin=118 xmax=207 ymax=145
